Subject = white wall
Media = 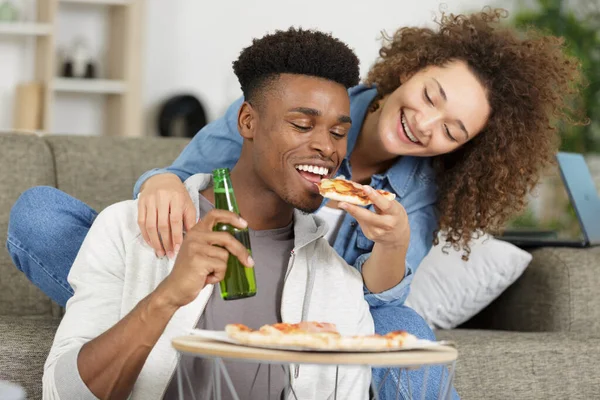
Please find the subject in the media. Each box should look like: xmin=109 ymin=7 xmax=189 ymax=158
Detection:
xmin=0 ymin=0 xmax=519 ymax=135
xmin=142 ymin=0 xmax=518 ymax=135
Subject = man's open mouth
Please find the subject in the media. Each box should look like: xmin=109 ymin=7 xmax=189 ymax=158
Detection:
xmin=295 ymin=164 xmax=330 ymax=184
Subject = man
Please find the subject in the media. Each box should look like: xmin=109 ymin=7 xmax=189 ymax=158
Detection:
xmin=43 ymin=28 xmax=374 ymax=400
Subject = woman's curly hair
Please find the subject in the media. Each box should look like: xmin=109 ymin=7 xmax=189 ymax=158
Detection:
xmin=365 ymin=7 xmax=585 ymax=258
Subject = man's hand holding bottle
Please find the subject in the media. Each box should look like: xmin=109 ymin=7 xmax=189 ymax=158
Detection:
xmin=155 ymin=209 xmax=254 ymax=310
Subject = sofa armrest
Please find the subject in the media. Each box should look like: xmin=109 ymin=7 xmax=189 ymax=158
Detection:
xmin=461 ymin=246 xmax=600 ymax=332
xmin=436 ymin=329 xmax=600 ymax=400
xmin=0 ymin=316 xmax=60 ymax=399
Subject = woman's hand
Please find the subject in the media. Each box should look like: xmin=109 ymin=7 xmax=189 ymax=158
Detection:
xmin=137 ymin=173 xmax=197 ymax=258
xmin=338 ymin=186 xmax=410 ymax=250
xmin=339 ymin=185 xmax=410 ymax=293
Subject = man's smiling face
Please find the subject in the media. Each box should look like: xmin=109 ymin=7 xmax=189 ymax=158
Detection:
xmin=244 ymin=73 xmax=351 ymax=213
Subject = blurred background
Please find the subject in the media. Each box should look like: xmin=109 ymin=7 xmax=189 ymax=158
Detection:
xmin=1 ymin=0 xmax=598 ymax=141
xmin=503 ymin=0 xmax=600 ymax=235
xmin=0 ymin=0 xmax=598 ymax=234
xmin=3 ymin=0 xmax=596 ymax=142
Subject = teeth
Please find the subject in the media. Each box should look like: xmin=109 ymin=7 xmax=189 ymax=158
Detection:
xmin=402 ymin=113 xmax=419 ymax=144
xmin=295 ymin=164 xmax=329 ymax=176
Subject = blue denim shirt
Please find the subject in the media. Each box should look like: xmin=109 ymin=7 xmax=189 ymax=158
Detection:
xmin=135 ymin=85 xmax=438 ymax=307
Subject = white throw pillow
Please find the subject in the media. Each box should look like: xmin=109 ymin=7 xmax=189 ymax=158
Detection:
xmin=405 ymin=234 xmax=532 ymax=330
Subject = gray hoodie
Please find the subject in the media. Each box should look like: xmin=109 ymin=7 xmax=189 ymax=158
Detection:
xmin=43 ymin=174 xmax=374 ymax=400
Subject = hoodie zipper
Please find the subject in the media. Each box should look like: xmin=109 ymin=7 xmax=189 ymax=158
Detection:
xmin=280 ymin=250 xmax=300 ymax=382
xmin=280 ymin=243 xmax=317 ymax=382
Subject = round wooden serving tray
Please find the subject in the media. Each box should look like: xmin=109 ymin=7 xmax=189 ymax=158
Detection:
xmin=172 ymin=336 xmax=458 ymax=367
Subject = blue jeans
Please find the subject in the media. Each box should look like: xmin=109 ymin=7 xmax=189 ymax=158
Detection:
xmin=7 ymin=187 xmax=97 ymax=306
xmin=7 ymin=186 xmax=458 ymax=400
xmin=371 ymin=305 xmax=459 ymax=399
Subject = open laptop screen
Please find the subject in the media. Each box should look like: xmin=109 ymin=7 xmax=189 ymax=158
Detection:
xmin=503 ymin=161 xmax=586 ymax=241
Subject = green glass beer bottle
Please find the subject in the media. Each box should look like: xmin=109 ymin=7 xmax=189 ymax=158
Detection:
xmin=212 ymin=168 xmax=257 ymax=300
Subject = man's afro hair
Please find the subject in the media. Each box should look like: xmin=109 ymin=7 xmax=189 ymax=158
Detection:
xmin=232 ymin=27 xmax=360 ymax=105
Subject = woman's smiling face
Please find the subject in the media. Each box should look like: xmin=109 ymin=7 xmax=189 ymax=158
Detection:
xmin=376 ymin=60 xmax=491 ymax=157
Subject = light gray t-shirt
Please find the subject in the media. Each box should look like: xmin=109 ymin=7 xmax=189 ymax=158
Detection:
xmin=164 ymin=192 xmax=294 ymax=400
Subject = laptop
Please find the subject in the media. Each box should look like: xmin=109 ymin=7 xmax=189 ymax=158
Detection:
xmin=500 ymin=152 xmax=600 ymax=248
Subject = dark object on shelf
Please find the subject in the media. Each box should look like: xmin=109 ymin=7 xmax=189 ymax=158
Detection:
xmin=158 ymin=94 xmax=207 ymax=138
xmin=62 ymin=61 xmax=96 ymax=79
xmin=61 ymin=38 xmax=97 ymax=79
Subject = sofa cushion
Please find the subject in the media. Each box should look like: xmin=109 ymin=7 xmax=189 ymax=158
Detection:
xmin=406 ymin=234 xmax=531 ymax=329
xmin=45 ymin=135 xmax=190 ymax=212
xmin=437 ymin=329 xmax=600 ymax=399
xmin=462 ymin=246 xmax=600 ymax=332
xmin=0 ymin=316 xmax=61 ymax=399
xmin=0 ymin=134 xmax=57 ymax=316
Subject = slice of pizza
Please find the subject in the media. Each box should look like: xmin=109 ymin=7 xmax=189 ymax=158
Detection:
xmin=225 ymin=322 xmax=419 ymax=351
xmin=262 ymin=322 xmax=338 ymax=334
xmin=226 ymin=322 xmax=340 ymax=349
xmin=259 ymin=322 xmax=341 ymax=349
xmin=226 ymin=323 xmax=273 ymax=346
xmin=225 ymin=323 xmax=252 ymax=338
xmin=316 ymin=177 xmax=396 ymax=206
xmin=338 ymin=334 xmax=391 ymax=351
xmin=383 ymin=330 xmax=418 ymax=348
xmin=225 ymin=323 xmax=256 ymax=342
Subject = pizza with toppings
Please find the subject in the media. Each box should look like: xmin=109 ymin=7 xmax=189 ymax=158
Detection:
xmin=316 ymin=177 xmax=396 ymax=206
xmin=225 ymin=322 xmax=418 ymax=351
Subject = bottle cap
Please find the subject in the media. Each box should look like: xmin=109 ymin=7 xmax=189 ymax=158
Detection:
xmin=212 ymin=168 xmax=230 ymax=180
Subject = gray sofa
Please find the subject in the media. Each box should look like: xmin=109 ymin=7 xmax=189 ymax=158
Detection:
xmin=1 ymin=132 xmax=599 ymax=399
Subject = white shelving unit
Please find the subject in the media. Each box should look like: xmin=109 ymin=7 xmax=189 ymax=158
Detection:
xmin=0 ymin=0 xmax=143 ymax=136
xmin=60 ymin=0 xmax=131 ymax=5
xmin=52 ymin=78 xmax=127 ymax=94
xmin=0 ymin=22 xmax=53 ymax=35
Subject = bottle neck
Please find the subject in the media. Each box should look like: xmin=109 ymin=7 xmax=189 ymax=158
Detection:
xmin=213 ymin=175 xmax=240 ymax=214
xmin=210 ymin=159 xmax=295 ymax=231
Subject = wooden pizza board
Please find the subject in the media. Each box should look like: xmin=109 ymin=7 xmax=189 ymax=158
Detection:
xmin=172 ymin=336 xmax=458 ymax=367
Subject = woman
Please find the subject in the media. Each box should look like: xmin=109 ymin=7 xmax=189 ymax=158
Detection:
xmin=8 ymin=8 xmax=582 ymax=399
